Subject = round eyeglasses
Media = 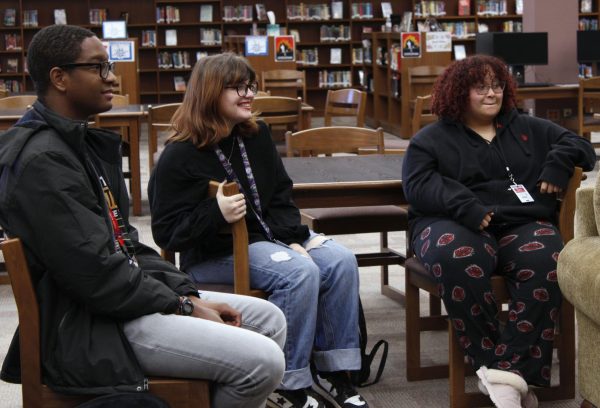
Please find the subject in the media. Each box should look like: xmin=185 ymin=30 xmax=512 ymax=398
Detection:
xmin=474 ymin=81 xmax=506 ymax=95
xmin=226 ymin=82 xmax=258 ymax=97
xmin=58 ymin=61 xmax=116 ymax=80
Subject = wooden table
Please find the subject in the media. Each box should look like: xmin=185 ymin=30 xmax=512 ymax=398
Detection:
xmin=282 ymin=154 xmax=405 ymax=209
xmin=0 ymin=104 xmax=147 ymax=216
xmin=516 ymin=83 xmax=578 ymax=100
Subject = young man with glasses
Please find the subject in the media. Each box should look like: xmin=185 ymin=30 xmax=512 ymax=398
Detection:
xmin=0 ymin=25 xmax=286 ymax=408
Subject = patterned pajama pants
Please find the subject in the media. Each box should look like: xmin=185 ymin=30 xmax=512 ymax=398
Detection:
xmin=412 ymin=219 xmax=563 ymax=386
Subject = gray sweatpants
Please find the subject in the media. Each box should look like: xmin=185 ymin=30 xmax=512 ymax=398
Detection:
xmin=123 ymin=291 xmax=286 ymax=408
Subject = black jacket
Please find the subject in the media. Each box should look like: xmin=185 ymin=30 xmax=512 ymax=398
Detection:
xmin=402 ymin=108 xmax=596 ymax=238
xmin=0 ymin=102 xmax=199 ymax=394
xmin=148 ymin=121 xmax=309 ymax=271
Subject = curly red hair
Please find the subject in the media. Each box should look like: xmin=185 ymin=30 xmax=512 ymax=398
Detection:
xmin=431 ymin=55 xmax=517 ymax=121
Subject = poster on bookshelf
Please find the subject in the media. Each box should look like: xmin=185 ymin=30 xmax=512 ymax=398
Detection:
xmin=401 ymin=32 xmax=421 ymax=58
xmin=274 ymin=35 xmax=295 ymax=62
xmin=108 ymin=41 xmax=135 ymax=61
xmin=425 ymin=31 xmax=451 ymax=52
xmin=245 ymin=36 xmax=268 ymax=56
xmin=102 ymin=21 xmax=128 ymax=39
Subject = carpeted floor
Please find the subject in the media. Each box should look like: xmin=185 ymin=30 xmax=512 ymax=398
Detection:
xmin=0 ymin=119 xmax=597 ymax=407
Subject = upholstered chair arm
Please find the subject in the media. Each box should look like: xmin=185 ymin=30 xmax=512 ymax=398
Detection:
xmin=574 ymin=187 xmax=597 ymax=239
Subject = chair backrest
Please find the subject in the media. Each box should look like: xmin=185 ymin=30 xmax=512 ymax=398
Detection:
xmin=576 ymin=76 xmax=600 ymax=136
xmin=252 ymin=96 xmax=302 ymax=133
xmin=147 ymin=103 xmax=181 ymax=170
xmin=261 ymin=69 xmax=307 ymax=102
xmin=111 ymin=94 xmax=130 ymax=107
xmin=323 ymin=88 xmax=367 ymax=127
xmin=285 ymin=126 xmax=384 ymax=157
xmin=113 ymin=75 xmax=123 ymax=95
xmin=406 ymin=65 xmax=445 ymax=99
xmin=255 ymin=90 xmax=271 ymax=97
xmin=161 ymin=181 xmax=264 ymax=298
xmin=411 ymin=94 xmax=437 ymax=136
xmin=557 ymin=166 xmax=583 ymax=244
xmin=0 ymin=95 xmax=37 ymax=109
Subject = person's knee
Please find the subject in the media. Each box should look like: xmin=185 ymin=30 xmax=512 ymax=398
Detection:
xmin=248 ymin=339 xmax=285 ymax=393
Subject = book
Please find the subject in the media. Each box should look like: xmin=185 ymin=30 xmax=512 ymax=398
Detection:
xmin=581 ymin=0 xmax=592 ymax=13
xmin=290 ymin=29 xmax=300 ymax=43
xmin=458 ymin=0 xmax=470 ymax=16
xmin=331 ymin=1 xmax=343 ymax=19
xmin=174 ymin=76 xmax=186 ymax=91
xmin=4 ymin=33 xmax=19 ymax=50
xmin=54 ymin=9 xmax=67 ymax=25
xmin=381 ymin=2 xmax=392 ymax=19
xmin=515 ymin=0 xmax=523 ymax=15
xmin=330 ymin=47 xmax=342 ymax=64
xmin=142 ymin=30 xmax=156 ymax=47
xmin=453 ymin=44 xmax=466 ymax=60
xmin=23 ymin=9 xmax=38 ymax=27
xmin=6 ymin=58 xmax=18 ymax=73
xmin=165 ymin=29 xmax=177 ymax=46
xmin=3 ymin=8 xmax=16 ymax=26
xmin=255 ymin=4 xmax=267 ymax=21
xmin=200 ymin=4 xmax=213 ymax=22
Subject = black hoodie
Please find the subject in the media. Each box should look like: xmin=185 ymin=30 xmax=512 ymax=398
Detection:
xmin=402 ymin=108 xmax=596 ymax=239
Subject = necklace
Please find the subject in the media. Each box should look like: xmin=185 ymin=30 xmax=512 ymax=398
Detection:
xmin=227 ymin=139 xmax=236 ymax=162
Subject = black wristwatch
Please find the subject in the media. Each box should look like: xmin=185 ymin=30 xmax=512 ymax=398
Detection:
xmin=178 ymin=296 xmax=194 ymax=316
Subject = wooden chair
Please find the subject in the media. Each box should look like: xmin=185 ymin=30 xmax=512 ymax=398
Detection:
xmin=0 ymin=87 xmax=9 ymax=98
xmin=323 ymin=88 xmax=366 ymax=127
xmin=162 ymin=181 xmax=266 ymax=299
xmin=411 ymin=94 xmax=437 ymax=136
xmin=285 ymin=126 xmax=408 ymax=300
xmin=404 ymin=66 xmax=445 ymax=137
xmin=2 ymin=237 xmax=210 ymax=408
xmin=255 ymin=90 xmax=271 ymax=97
xmin=404 ymin=167 xmax=582 ymax=408
xmin=253 ymin=96 xmax=302 ymax=152
xmin=0 ymin=95 xmax=37 ymax=109
xmin=564 ymin=76 xmax=600 ymax=147
xmin=261 ymin=69 xmax=307 ymax=102
xmin=147 ymin=103 xmax=181 ymax=170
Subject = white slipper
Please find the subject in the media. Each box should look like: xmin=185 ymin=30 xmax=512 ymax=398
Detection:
xmin=476 ymin=366 xmax=528 ymax=408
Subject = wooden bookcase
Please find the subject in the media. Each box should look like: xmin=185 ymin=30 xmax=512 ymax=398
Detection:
xmin=0 ymin=0 xmax=523 ymax=114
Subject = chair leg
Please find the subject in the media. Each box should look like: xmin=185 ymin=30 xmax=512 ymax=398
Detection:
xmin=380 ymin=231 xmax=405 ymax=304
xmin=405 ymin=271 xmax=421 ymax=381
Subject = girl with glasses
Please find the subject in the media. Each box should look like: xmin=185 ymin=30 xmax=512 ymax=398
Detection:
xmin=402 ymin=55 xmax=596 ymax=408
xmin=148 ymin=53 xmax=368 ymax=408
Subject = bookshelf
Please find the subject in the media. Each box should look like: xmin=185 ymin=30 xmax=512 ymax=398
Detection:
xmin=0 ymin=0 xmax=524 ymax=112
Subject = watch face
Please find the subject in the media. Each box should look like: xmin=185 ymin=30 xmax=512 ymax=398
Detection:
xmin=181 ymin=297 xmax=194 ymax=315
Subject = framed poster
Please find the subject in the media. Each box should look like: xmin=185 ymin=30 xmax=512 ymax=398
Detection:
xmin=108 ymin=41 xmax=135 ymax=62
xmin=401 ymin=32 xmax=421 ymax=58
xmin=274 ymin=35 xmax=295 ymax=62
xmin=102 ymin=20 xmax=127 ymax=39
xmin=245 ymin=35 xmax=268 ymax=56
xmin=425 ymin=31 xmax=451 ymax=53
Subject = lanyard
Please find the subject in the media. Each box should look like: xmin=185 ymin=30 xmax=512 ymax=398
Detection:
xmin=489 ymin=133 xmax=519 ymax=188
xmin=214 ymin=136 xmax=274 ymax=240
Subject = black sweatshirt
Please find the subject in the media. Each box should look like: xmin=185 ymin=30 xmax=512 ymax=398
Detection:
xmin=402 ymin=108 xmax=596 ymax=239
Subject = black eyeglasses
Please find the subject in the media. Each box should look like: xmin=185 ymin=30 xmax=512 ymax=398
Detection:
xmin=473 ymin=81 xmax=506 ymax=95
xmin=225 ymin=82 xmax=258 ymax=97
xmin=58 ymin=61 xmax=116 ymax=80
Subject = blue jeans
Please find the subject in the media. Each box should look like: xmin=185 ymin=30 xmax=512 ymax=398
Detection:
xmin=188 ymin=232 xmax=361 ymax=390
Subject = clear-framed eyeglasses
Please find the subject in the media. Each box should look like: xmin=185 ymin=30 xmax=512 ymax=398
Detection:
xmin=474 ymin=81 xmax=506 ymax=95
xmin=58 ymin=61 xmax=116 ymax=80
xmin=226 ymin=82 xmax=259 ymax=97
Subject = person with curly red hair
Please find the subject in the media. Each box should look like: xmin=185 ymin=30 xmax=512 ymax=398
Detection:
xmin=403 ymin=55 xmax=596 ymax=408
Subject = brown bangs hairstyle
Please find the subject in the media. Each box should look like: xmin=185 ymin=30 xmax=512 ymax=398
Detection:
xmin=431 ymin=55 xmax=517 ymax=122
xmin=168 ymin=52 xmax=258 ymax=148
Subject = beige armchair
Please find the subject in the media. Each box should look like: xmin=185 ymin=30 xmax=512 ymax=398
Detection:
xmin=557 ymin=173 xmax=600 ymax=408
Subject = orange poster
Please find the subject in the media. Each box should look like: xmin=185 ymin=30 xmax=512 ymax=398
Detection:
xmin=401 ymin=32 xmax=421 ymax=58
xmin=274 ymin=35 xmax=295 ymax=62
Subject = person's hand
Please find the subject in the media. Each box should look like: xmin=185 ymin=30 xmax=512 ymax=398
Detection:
xmin=216 ymin=181 xmax=246 ymax=223
xmin=190 ymin=297 xmax=242 ymax=327
xmin=538 ymin=181 xmax=563 ymax=194
xmin=289 ymin=243 xmax=311 ymax=258
xmin=479 ymin=212 xmax=493 ymax=230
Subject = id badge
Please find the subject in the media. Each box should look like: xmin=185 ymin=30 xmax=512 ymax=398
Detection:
xmin=510 ymin=184 xmax=534 ymax=203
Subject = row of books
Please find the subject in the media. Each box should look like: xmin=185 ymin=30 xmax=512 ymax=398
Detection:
xmin=318 ymin=70 xmax=352 ymax=88
xmin=351 ymin=3 xmax=374 ymax=19
xmin=89 ymin=9 xmax=108 ymax=25
xmin=287 ymin=4 xmax=331 ymax=21
xmin=22 ymin=9 xmax=38 ymax=27
xmin=0 ymin=79 xmax=21 ymax=93
xmin=3 ymin=33 xmax=21 ymax=51
xmin=223 ymin=5 xmax=254 ymax=22
xmin=0 ymin=58 xmax=19 ymax=74
xmin=320 ymin=25 xmax=351 ymax=41
xmin=142 ymin=30 xmax=157 ymax=47
xmin=156 ymin=6 xmax=180 ymax=24
xmin=414 ymin=1 xmax=446 ymax=18
xmin=297 ymin=48 xmax=319 ymax=65
xmin=579 ymin=18 xmax=599 ymax=31
xmin=200 ymin=29 xmax=222 ymax=45
xmin=158 ymin=51 xmax=193 ymax=70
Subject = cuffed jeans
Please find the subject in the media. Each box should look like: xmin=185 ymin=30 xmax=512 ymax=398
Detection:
xmin=188 ymin=233 xmax=361 ymax=390
xmin=123 ymin=291 xmax=286 ymax=408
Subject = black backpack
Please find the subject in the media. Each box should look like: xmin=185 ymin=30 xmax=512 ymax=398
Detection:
xmin=349 ymin=298 xmax=389 ymax=387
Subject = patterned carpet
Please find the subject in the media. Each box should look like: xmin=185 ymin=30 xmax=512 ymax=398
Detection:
xmin=0 ymin=120 xmax=596 ymax=407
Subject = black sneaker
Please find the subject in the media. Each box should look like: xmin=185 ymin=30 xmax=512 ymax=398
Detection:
xmin=267 ymin=388 xmax=326 ymax=408
xmin=313 ymin=371 xmax=369 ymax=408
